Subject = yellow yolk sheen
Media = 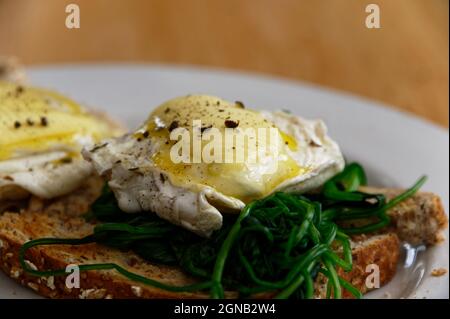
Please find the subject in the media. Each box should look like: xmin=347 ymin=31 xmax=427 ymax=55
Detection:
xmin=0 ymin=82 xmax=115 ymax=161
xmin=137 ymin=95 xmax=305 ymax=203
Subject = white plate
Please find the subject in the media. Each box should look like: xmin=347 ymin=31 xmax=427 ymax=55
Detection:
xmin=1 ymin=64 xmax=448 ymax=299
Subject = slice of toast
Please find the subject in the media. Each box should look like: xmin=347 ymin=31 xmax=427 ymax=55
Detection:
xmin=314 ymin=233 xmax=400 ymax=299
xmin=359 ymin=186 xmax=447 ymax=245
xmin=0 ymin=207 xmax=400 ymax=299
xmin=0 ymin=178 xmax=445 ymax=299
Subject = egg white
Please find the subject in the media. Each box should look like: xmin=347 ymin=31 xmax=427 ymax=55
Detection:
xmin=0 ymin=151 xmax=92 ymax=200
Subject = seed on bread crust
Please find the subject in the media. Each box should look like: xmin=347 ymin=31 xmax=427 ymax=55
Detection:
xmin=131 ymin=285 xmax=143 ymax=297
xmin=27 ymin=282 xmax=39 ymax=291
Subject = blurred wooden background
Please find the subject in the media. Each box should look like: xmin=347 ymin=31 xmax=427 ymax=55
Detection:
xmin=0 ymin=0 xmax=448 ymax=127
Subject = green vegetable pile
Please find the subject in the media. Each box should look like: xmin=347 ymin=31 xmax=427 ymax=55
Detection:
xmin=19 ymin=163 xmax=426 ymax=298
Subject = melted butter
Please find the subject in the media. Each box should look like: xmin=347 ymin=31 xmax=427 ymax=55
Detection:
xmin=0 ymin=82 xmax=118 ymax=160
xmin=139 ymin=95 xmax=306 ymax=203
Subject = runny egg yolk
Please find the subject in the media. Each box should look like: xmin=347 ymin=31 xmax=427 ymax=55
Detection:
xmin=0 ymin=82 xmax=117 ymax=161
xmin=136 ymin=95 xmax=307 ymax=203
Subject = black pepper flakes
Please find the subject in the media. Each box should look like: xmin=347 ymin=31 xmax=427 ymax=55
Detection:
xmin=200 ymin=125 xmax=212 ymax=134
xmin=90 ymin=142 xmax=108 ymax=152
xmin=142 ymin=130 xmax=149 ymax=138
xmin=235 ymin=101 xmax=245 ymax=108
xmin=16 ymin=86 xmax=24 ymax=96
xmin=168 ymin=121 xmax=179 ymax=132
xmin=14 ymin=121 xmax=21 ymax=129
xmin=225 ymin=119 xmax=239 ymax=128
xmin=60 ymin=157 xmax=73 ymax=164
xmin=40 ymin=116 xmax=48 ymax=126
xmin=309 ymin=140 xmax=321 ymax=147
xmin=26 ymin=118 xmax=34 ymax=126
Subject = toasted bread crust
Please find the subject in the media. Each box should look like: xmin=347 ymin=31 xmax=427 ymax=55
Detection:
xmin=0 ymin=181 xmax=444 ymax=299
xmin=0 ymin=212 xmax=399 ymax=299
xmin=360 ymin=186 xmax=447 ymax=245
xmin=313 ymin=233 xmax=400 ymax=299
xmin=0 ymin=231 xmax=208 ymax=299
xmin=0 ymin=176 xmax=211 ymax=299
xmin=341 ymin=233 xmax=400 ymax=297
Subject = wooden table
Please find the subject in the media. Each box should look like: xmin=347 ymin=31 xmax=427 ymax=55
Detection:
xmin=0 ymin=0 xmax=448 ymax=127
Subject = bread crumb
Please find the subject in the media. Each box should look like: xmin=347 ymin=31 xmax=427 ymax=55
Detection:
xmin=24 ymin=260 xmax=38 ymax=271
xmin=46 ymin=276 xmax=56 ymax=290
xmin=79 ymin=288 xmax=107 ymax=299
xmin=10 ymin=267 xmax=21 ymax=279
xmin=27 ymin=282 xmax=39 ymax=291
xmin=131 ymin=285 xmax=142 ymax=297
xmin=431 ymin=268 xmax=447 ymax=277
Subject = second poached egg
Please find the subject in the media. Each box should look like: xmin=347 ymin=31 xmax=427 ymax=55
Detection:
xmin=0 ymin=82 xmax=123 ymax=202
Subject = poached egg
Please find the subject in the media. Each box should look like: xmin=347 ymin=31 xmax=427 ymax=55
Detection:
xmin=84 ymin=95 xmax=344 ymax=236
xmin=0 ymin=82 xmax=123 ymax=203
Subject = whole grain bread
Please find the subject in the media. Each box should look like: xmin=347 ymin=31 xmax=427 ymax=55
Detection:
xmin=359 ymin=186 xmax=447 ymax=245
xmin=0 ymin=178 xmax=445 ymax=299
xmin=0 ymin=207 xmax=400 ymax=299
